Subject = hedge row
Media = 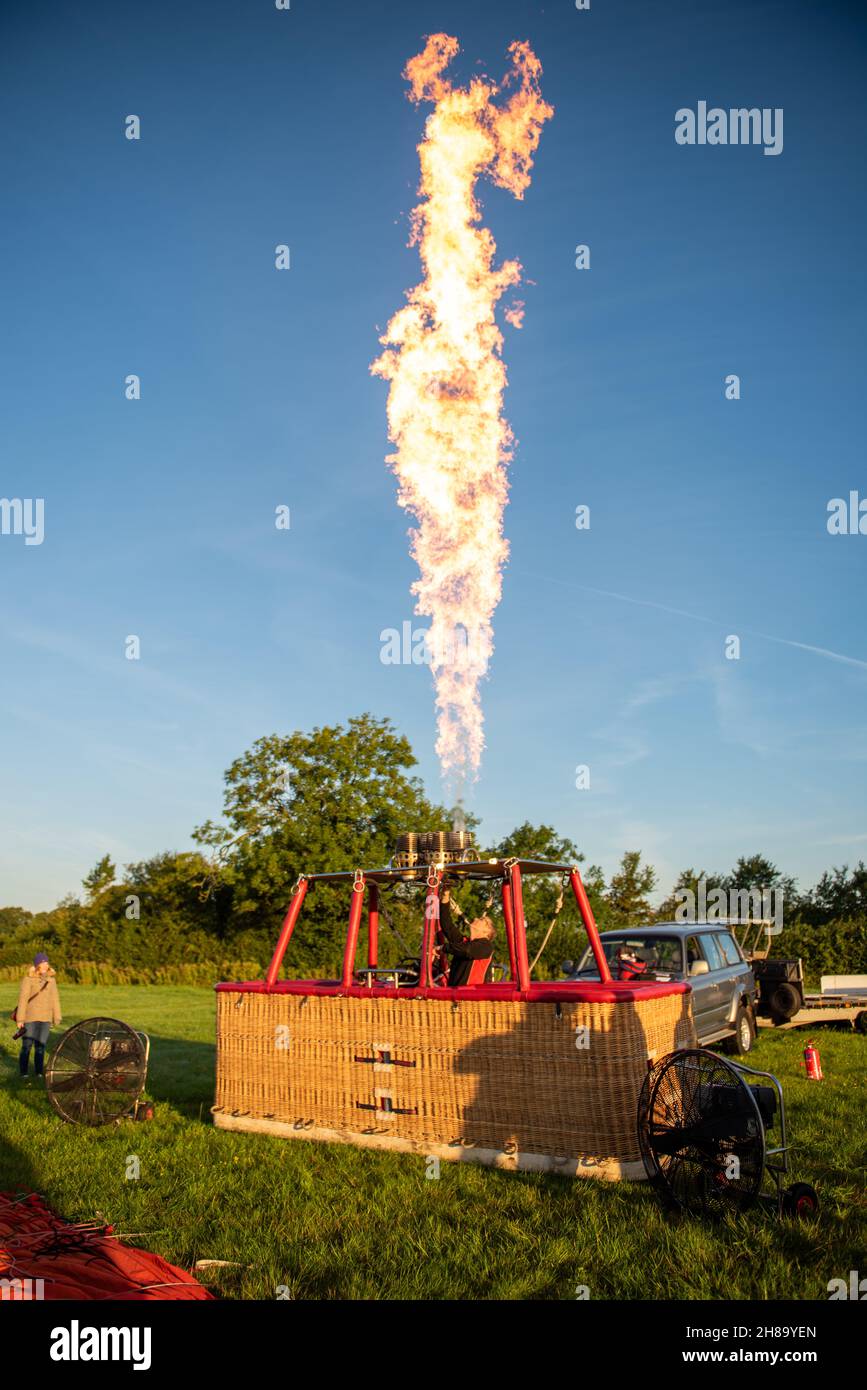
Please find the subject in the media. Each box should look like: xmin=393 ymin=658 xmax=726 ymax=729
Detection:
xmin=1 ymin=919 xmax=864 ymax=989
xmin=0 ymin=960 xmax=268 ymax=987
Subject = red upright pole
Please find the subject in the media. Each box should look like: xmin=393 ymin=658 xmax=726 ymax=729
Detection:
xmin=510 ymin=864 xmax=531 ymax=993
xmin=265 ymin=877 xmax=309 ymax=989
xmin=419 ymin=872 xmax=440 ymax=988
xmin=367 ymin=883 xmax=379 ymax=969
xmin=341 ymin=875 xmax=366 ymax=989
xmin=501 ymin=880 xmax=518 ymax=983
xmin=569 ymin=868 xmax=612 ymax=982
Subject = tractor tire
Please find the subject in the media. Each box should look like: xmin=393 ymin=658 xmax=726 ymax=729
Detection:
xmin=767 ymin=982 xmax=801 ymax=1024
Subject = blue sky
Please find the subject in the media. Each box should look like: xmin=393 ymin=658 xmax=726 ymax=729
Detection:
xmin=1 ymin=0 xmax=865 ymax=911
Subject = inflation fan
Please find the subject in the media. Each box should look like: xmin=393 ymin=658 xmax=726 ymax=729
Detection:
xmin=637 ymin=1047 xmax=819 ymax=1219
xmin=45 ymin=1017 xmax=152 ymax=1127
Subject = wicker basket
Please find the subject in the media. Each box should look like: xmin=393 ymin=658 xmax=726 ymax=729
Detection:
xmin=214 ymin=984 xmax=695 ymax=1180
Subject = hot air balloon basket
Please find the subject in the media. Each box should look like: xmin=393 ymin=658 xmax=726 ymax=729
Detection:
xmin=212 ymin=857 xmax=696 ymax=1178
xmin=213 ymin=982 xmax=695 ymax=1179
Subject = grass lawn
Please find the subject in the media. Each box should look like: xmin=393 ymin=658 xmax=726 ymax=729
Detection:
xmin=1 ymin=984 xmax=865 ymax=1300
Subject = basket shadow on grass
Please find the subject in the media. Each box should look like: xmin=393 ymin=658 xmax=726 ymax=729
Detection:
xmin=137 ymin=1033 xmax=216 ymax=1120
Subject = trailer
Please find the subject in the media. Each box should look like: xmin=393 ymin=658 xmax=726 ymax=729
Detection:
xmin=705 ymin=919 xmax=866 ymax=1031
xmin=756 ymin=975 xmax=867 ymax=1034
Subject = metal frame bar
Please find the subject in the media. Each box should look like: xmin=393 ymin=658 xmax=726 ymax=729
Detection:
xmin=300 ymin=858 xmax=576 ymax=886
xmin=569 ymin=868 xmax=612 ymax=983
xmin=367 ymin=884 xmax=379 ymax=969
xmin=510 ymin=864 xmax=531 ymax=992
xmin=264 ymin=877 xmax=309 ymax=988
xmin=341 ymin=875 xmax=366 ymax=989
xmin=501 ymin=880 xmax=517 ymax=982
xmin=264 ymin=860 xmax=614 ymax=990
xmin=419 ymin=872 xmax=441 ymax=988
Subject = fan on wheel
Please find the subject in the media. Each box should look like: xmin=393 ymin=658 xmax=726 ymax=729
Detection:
xmin=45 ymin=1017 xmax=149 ymax=1126
xmin=637 ymin=1048 xmax=766 ymax=1216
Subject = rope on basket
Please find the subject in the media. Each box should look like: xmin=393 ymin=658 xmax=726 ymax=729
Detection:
xmin=528 ymin=876 xmax=567 ymax=975
xmin=377 ymin=888 xmax=413 ymax=957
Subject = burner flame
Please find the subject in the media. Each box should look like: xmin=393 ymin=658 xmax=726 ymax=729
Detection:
xmin=372 ymin=33 xmax=552 ymax=786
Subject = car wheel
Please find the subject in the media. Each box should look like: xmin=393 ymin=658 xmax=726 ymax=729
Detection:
xmin=767 ymin=982 xmax=800 ymax=1023
xmin=724 ymin=1004 xmax=755 ymax=1055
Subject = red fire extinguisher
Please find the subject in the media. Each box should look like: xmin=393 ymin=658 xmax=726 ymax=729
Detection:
xmin=803 ymin=1040 xmax=823 ymax=1081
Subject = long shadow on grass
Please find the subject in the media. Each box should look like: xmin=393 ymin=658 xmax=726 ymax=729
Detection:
xmin=139 ymin=1033 xmax=217 ymax=1121
xmin=0 ymin=1122 xmax=39 ymax=1193
xmin=4 ymin=1028 xmax=217 ymax=1127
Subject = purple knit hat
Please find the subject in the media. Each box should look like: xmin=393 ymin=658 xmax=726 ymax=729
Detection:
xmin=33 ymin=952 xmax=49 ymax=967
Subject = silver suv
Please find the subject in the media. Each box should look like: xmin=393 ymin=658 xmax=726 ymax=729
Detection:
xmin=565 ymin=922 xmax=757 ymax=1054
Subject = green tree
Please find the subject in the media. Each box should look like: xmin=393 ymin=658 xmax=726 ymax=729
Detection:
xmin=194 ymin=715 xmax=452 ymax=974
xmin=795 ymin=862 xmax=867 ymax=925
xmin=655 ymin=867 xmax=725 ymax=921
xmin=478 ymin=822 xmax=604 ymax=979
xmin=721 ymin=853 xmax=796 ymax=923
xmin=603 ymin=851 xmax=657 ymax=927
xmin=82 ymin=855 xmax=116 ymax=902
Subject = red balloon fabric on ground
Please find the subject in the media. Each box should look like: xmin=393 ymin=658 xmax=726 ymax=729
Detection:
xmin=0 ymin=1192 xmax=213 ymax=1300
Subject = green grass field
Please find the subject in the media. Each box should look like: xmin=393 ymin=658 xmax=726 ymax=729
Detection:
xmin=1 ymin=984 xmax=865 ymax=1300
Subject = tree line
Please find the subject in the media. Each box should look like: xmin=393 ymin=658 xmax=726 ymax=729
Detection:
xmin=1 ymin=715 xmax=865 ymax=982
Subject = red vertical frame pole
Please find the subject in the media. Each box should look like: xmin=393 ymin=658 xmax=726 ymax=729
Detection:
xmin=367 ymin=883 xmax=379 ymax=969
xmin=501 ymin=880 xmax=518 ymax=983
xmin=265 ymin=877 xmax=309 ymax=989
xmin=510 ymin=864 xmax=531 ymax=992
xmin=341 ymin=874 xmax=366 ymax=989
xmin=420 ymin=872 xmax=440 ymax=988
xmin=569 ymin=868 xmax=612 ymax=982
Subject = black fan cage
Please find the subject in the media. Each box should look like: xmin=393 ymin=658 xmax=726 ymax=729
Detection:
xmin=45 ymin=1016 xmax=148 ymax=1126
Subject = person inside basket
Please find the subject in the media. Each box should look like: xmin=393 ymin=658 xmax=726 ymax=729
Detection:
xmin=438 ymin=887 xmax=495 ymax=987
xmin=15 ymin=953 xmax=62 ymax=1079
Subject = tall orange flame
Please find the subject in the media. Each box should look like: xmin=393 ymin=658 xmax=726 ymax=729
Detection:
xmin=372 ymin=34 xmax=552 ymax=787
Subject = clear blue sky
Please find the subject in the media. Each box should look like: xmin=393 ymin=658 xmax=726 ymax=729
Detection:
xmin=1 ymin=0 xmax=865 ymax=911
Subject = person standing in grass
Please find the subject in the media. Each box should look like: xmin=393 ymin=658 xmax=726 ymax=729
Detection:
xmin=16 ymin=953 xmax=62 ymax=1079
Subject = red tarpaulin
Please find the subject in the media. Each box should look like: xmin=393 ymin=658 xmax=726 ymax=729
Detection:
xmin=0 ymin=1193 xmax=214 ymax=1300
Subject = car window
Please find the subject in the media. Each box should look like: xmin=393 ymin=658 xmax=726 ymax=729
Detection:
xmin=685 ymin=936 xmax=703 ymax=967
xmin=574 ymin=935 xmax=684 ymax=978
xmin=700 ymin=934 xmax=725 ymax=971
xmin=714 ymin=932 xmax=742 ymax=966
